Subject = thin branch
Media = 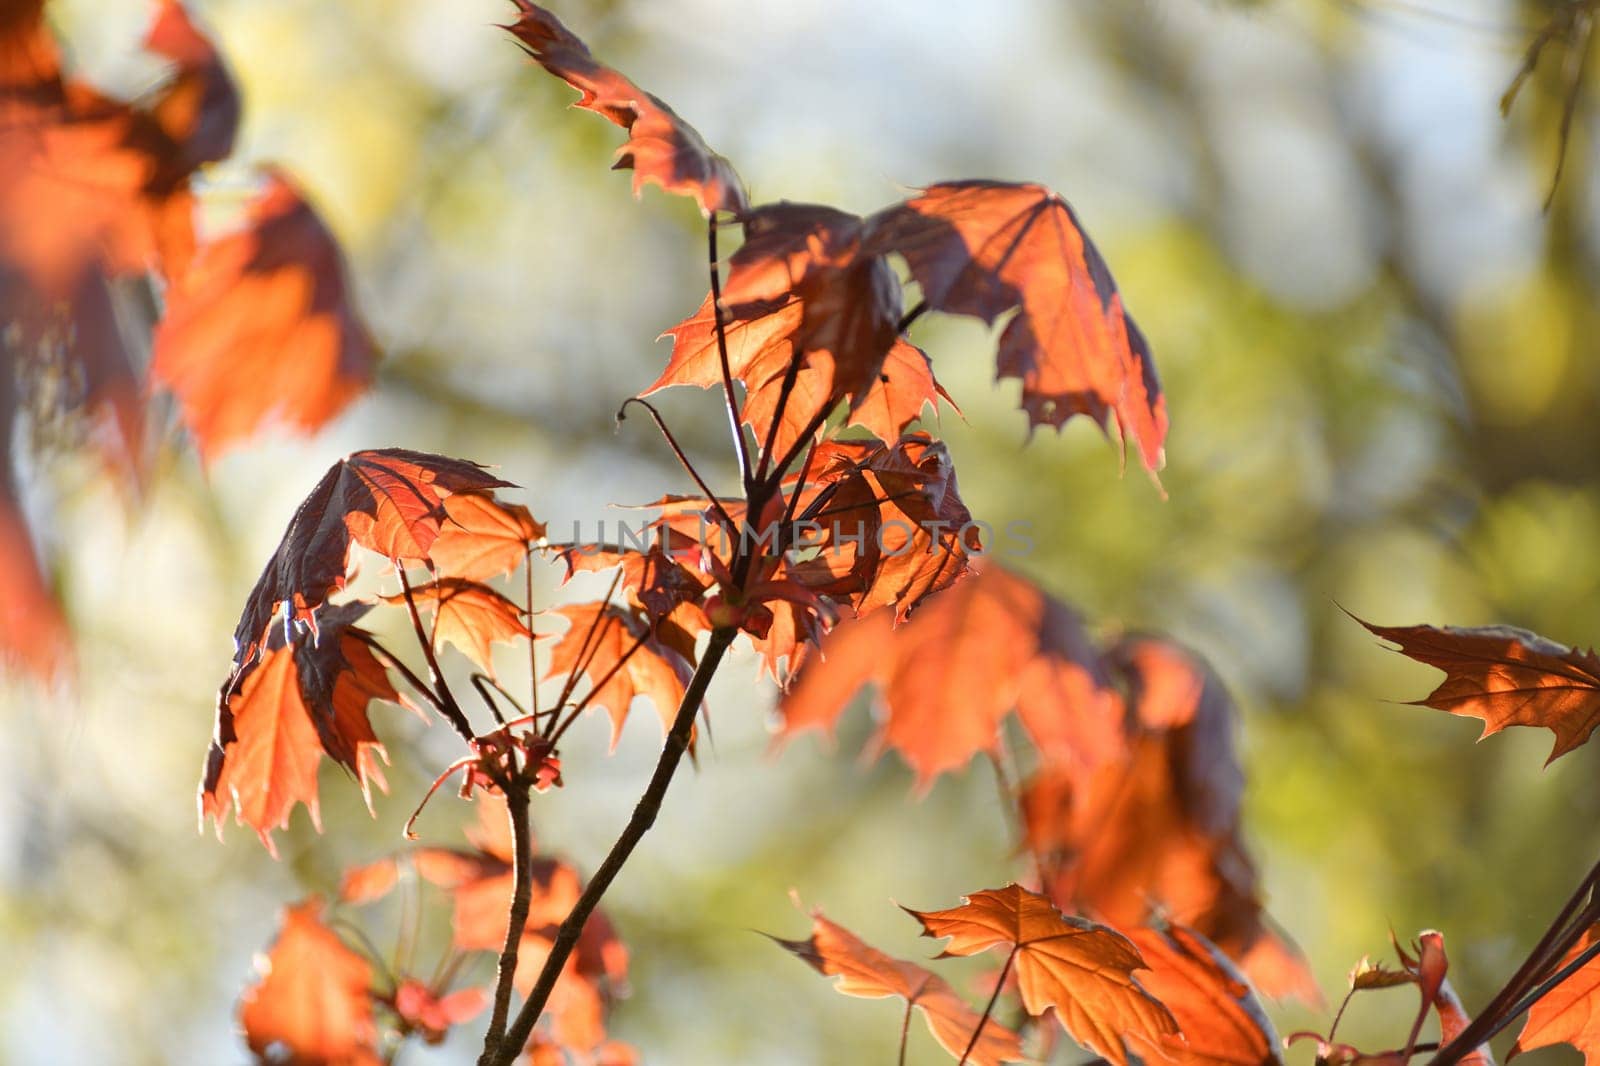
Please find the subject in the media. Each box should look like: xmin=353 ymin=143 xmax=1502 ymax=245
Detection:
xmin=617 ymin=397 xmax=738 ymax=533
xmin=897 ymin=299 xmax=929 ymax=334
xmin=329 ymin=916 xmax=401 ymax=994
xmin=779 ymin=438 xmax=820 ymax=532
xmin=482 ymin=785 xmax=534 ymax=1050
xmin=397 ymin=569 xmax=477 ymax=744
xmin=355 ymin=632 xmax=453 ymax=723
xmin=765 ymin=406 xmax=835 ymax=490
xmin=752 ymin=345 xmax=810 ymax=485
xmin=959 ymin=944 xmax=1017 ymax=1065
xmin=481 ymin=627 xmax=738 ymax=1066
xmin=544 ymin=570 xmax=625 ymax=736
xmin=526 ymin=544 xmax=541 ymax=722
xmin=1430 ymin=856 xmax=1600 ymax=1066
xmin=547 ymin=628 xmax=653 ymax=748
xmin=707 ymin=219 xmax=753 ymax=489
xmin=470 ymin=673 xmax=527 ymax=725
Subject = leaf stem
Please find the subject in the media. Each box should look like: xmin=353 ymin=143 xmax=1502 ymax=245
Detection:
xmin=616 ymin=397 xmax=737 ymax=534
xmin=707 ymin=219 xmax=753 ymax=491
xmin=469 ymin=674 xmax=526 ymax=726
xmin=751 ymin=337 xmax=808 ymax=485
xmin=897 ymin=299 xmax=929 ymax=334
xmin=356 ymin=632 xmax=453 ymax=724
xmin=546 ymin=628 xmax=653 ymax=747
xmin=898 ymin=997 xmax=914 ymax=1066
xmin=398 ymin=569 xmax=477 ymax=744
xmin=526 ymin=545 xmax=540 ymax=722
xmin=960 ymin=944 xmax=1017 ymax=1065
xmin=764 ymin=407 xmax=833 ymax=490
xmin=479 ymin=626 xmax=738 ymax=1066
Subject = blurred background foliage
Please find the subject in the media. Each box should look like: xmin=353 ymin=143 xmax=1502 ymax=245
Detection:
xmin=3 ymin=0 xmax=1599 ymax=1062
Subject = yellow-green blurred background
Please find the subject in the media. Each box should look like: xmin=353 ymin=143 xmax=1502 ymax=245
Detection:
xmin=4 ymin=0 xmax=1600 ymax=1062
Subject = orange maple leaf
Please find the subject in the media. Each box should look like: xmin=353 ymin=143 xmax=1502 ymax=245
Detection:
xmin=430 ymin=492 xmax=547 ymax=582
xmin=1512 ymin=923 xmax=1600 ymax=1066
xmin=151 ymin=170 xmax=379 ymax=461
xmin=1028 ymin=634 xmax=1316 ymax=1003
xmin=1126 ymin=924 xmax=1282 ymax=1066
xmin=201 ymin=604 xmax=397 ymax=855
xmin=1359 ymin=618 xmax=1600 ymax=764
xmin=227 ymin=448 xmax=511 ymax=671
xmin=773 ymin=907 xmax=1025 ymax=1066
xmin=905 ymin=883 xmax=1179 ymax=1066
xmin=238 ymin=897 xmax=382 ymax=1066
xmin=647 ymin=294 xmax=950 ymax=459
xmin=388 ymin=578 xmax=532 ymax=678
xmin=503 ymin=1 xmax=747 ymax=217
xmin=867 ymin=180 xmax=1166 ymax=476
xmin=541 ymin=602 xmax=695 ymax=748
xmin=779 ymin=564 xmax=1124 ymax=785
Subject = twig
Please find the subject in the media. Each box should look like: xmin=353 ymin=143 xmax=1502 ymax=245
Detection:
xmin=752 ymin=340 xmax=809 ymax=485
xmin=546 ymin=628 xmax=653 ymax=747
xmin=897 ymin=299 xmax=929 ymax=334
xmin=707 ymin=219 xmax=753 ymax=489
xmin=616 ymin=397 xmax=738 ymax=534
xmin=482 ymin=784 xmax=534 ymax=1050
xmin=525 ymin=544 xmax=541 ymax=722
xmin=959 ymin=944 xmax=1017 ymax=1065
xmin=544 ymin=570 xmax=625 ymax=736
xmin=1430 ymin=856 xmax=1600 ymax=1066
xmin=362 ymin=612 xmax=474 ymax=745
xmin=355 ymin=632 xmax=453 ymax=723
xmin=480 ymin=626 xmax=738 ymax=1066
xmin=469 ymin=674 xmax=525 ymax=726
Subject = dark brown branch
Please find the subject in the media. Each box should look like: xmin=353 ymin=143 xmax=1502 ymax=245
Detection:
xmin=482 ymin=784 xmax=534 ymax=1050
xmin=397 ymin=570 xmax=477 ymax=744
xmin=897 ymin=299 xmax=929 ymax=334
xmin=1430 ymin=856 xmax=1600 ymax=1066
xmin=480 ymin=626 xmax=738 ymax=1066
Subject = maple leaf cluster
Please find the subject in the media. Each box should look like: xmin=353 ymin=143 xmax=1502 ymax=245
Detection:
xmin=182 ymin=1 xmax=1600 ymax=1064
xmin=240 ymin=795 xmax=634 ymax=1064
xmin=766 ymin=604 xmax=1600 ymax=1064
xmin=775 ymin=884 xmax=1281 ymax=1066
xmin=192 ymin=0 xmax=1188 ymax=1059
xmin=779 ymin=563 xmax=1314 ymax=1002
xmin=506 ymin=0 xmax=1167 ymax=478
xmin=1 ymin=1 xmax=377 ymax=680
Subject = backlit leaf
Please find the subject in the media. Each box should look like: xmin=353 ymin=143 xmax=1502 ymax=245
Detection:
xmin=905 ymin=883 xmax=1179 ymax=1066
